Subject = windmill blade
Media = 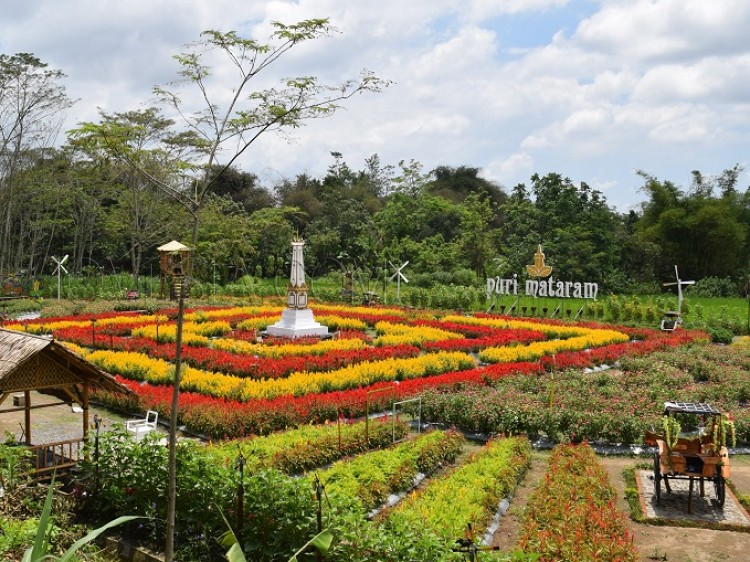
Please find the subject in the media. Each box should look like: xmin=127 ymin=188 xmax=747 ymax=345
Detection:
xmin=60 ymin=254 xmax=69 ymax=265
xmin=60 ymin=264 xmax=69 ymax=275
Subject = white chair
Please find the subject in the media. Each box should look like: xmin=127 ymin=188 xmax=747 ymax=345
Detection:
xmin=126 ymin=410 xmax=158 ymax=441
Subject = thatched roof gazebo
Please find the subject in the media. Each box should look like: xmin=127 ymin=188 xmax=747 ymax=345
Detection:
xmin=0 ymin=328 xmax=131 ymax=474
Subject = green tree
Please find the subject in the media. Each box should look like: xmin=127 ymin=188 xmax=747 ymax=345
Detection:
xmin=635 ymin=167 xmax=748 ymax=282
xmin=194 ymin=195 xmax=257 ymax=281
xmin=0 ymin=53 xmax=72 ymax=275
xmin=153 ymin=21 xmax=389 ymax=246
xmin=69 ymin=108 xmax=191 ymax=280
xmin=458 ymin=193 xmax=496 ymax=279
xmin=247 ymin=207 xmax=298 ymax=277
xmin=205 ymin=165 xmax=275 ymax=214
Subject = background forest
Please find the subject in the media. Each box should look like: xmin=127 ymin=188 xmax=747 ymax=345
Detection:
xmin=2 ymin=49 xmax=750 ymax=300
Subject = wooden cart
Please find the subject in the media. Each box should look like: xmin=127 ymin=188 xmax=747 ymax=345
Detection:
xmin=644 ymin=402 xmax=730 ymax=513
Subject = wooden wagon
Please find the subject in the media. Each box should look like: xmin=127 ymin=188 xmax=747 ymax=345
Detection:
xmin=644 ymin=401 xmax=730 ymax=513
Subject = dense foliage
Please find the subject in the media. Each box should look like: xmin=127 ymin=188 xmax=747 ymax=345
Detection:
xmin=420 ymin=343 xmax=750 ymax=445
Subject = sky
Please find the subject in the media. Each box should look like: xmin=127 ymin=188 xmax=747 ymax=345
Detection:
xmin=2 ymin=0 xmax=749 ymax=212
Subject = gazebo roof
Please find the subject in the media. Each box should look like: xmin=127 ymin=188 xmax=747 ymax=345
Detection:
xmin=0 ymin=328 xmax=130 ymax=395
xmin=157 ymin=240 xmax=191 ymax=252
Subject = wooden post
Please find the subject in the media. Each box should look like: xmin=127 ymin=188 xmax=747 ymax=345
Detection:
xmin=24 ymin=390 xmax=31 ymax=445
xmin=82 ymin=384 xmax=90 ymax=439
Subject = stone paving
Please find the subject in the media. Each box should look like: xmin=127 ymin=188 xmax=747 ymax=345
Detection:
xmin=637 ymin=469 xmax=750 ymax=526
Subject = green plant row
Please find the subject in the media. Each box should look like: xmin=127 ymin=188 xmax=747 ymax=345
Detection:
xmin=382 ymin=436 xmax=531 ymax=542
xmin=315 ymin=429 xmax=464 ymax=513
xmin=420 ymin=342 xmax=750 ymax=445
xmin=205 ymin=417 xmax=408 ymax=474
xmin=517 ymin=443 xmax=638 ymax=561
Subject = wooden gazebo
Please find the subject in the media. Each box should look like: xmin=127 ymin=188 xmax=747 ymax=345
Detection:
xmin=0 ymin=328 xmax=131 ymax=473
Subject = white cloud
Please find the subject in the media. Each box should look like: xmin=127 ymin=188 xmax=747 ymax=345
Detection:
xmin=1 ymin=0 xmax=750 ymax=210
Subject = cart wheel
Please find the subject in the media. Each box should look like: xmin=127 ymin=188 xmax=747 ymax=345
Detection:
xmin=653 ymin=451 xmax=661 ymax=503
xmin=714 ymin=466 xmax=726 ymax=507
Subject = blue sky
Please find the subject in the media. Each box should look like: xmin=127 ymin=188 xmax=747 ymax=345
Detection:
xmin=1 ymin=0 xmax=749 ymax=212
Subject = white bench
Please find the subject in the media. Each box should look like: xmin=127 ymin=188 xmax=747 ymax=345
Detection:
xmin=125 ymin=410 xmax=158 ymax=441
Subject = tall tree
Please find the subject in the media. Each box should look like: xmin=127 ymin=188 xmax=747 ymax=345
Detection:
xmin=69 ymin=108 xmax=191 ymax=280
xmin=0 ymin=53 xmax=72 ymax=275
xmin=152 ymin=20 xmax=389 ymax=246
xmin=71 ymin=20 xmax=388 ymax=248
xmin=635 ymin=166 xmax=748 ymax=281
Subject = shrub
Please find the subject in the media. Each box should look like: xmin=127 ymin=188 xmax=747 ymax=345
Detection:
xmin=708 ymin=326 xmax=734 ymax=344
xmin=692 ymin=276 xmax=738 ymax=298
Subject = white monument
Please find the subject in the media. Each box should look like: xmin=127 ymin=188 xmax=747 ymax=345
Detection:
xmin=266 ymin=236 xmax=329 ymax=338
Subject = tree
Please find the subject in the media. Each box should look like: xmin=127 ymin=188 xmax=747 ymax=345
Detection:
xmin=205 ymin=165 xmax=275 ymax=214
xmin=69 ymin=108 xmax=192 ymax=280
xmin=458 ymin=193 xmax=496 ymax=279
xmin=635 ymin=167 xmax=748 ymax=282
xmin=150 ymin=20 xmax=389 ymax=246
xmin=0 ymin=53 xmax=72 ymax=275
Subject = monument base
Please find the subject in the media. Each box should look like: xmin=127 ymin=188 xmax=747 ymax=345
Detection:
xmin=265 ymin=308 xmax=329 ymax=338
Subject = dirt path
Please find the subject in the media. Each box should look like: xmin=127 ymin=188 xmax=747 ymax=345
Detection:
xmin=490 ymin=450 xmax=549 ymax=551
xmin=492 ymin=452 xmax=750 ymax=561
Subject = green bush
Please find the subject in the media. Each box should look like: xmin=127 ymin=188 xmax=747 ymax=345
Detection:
xmin=707 ymin=326 xmax=734 ymax=344
xmin=692 ymin=276 xmax=738 ymax=298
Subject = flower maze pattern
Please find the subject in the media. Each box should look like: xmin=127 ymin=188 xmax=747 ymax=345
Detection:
xmin=5 ymin=305 xmax=705 ymax=439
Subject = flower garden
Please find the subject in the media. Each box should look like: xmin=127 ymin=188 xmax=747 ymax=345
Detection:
xmin=5 ymin=303 xmax=711 ymax=441
xmin=5 ymin=303 xmax=750 ymax=561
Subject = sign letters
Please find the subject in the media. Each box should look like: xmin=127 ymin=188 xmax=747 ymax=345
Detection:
xmin=486 ymin=245 xmax=598 ymax=300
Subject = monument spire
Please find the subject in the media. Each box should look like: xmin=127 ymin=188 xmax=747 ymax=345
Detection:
xmin=266 ymin=236 xmax=328 ymax=338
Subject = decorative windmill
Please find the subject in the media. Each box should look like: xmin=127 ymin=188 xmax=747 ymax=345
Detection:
xmin=389 ymin=260 xmax=409 ymax=303
xmin=51 ymin=255 xmax=69 ymax=300
xmin=661 ymin=265 xmax=695 ymax=331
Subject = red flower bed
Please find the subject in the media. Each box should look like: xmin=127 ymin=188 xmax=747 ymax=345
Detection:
xmin=422 ymin=329 xmax=546 ymax=352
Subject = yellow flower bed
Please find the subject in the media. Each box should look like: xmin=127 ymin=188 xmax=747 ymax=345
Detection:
xmin=373 ymin=321 xmax=464 ymax=347
xmin=185 ymin=305 xmax=284 ymax=322
xmin=3 ymin=313 xmax=168 ymax=335
xmin=314 ymin=315 xmax=368 ymax=331
xmin=479 ymin=328 xmax=629 ymax=363
xmin=236 ymin=316 xmax=280 ymax=331
xmin=87 ymin=349 xmax=174 ymax=383
xmin=185 ymin=350 xmax=475 ymax=400
xmin=211 ymin=336 xmax=367 ymax=358
xmin=312 ymin=304 xmax=407 ymax=318
xmin=95 ymin=314 xmax=169 ymax=327
xmin=82 ymin=347 xmax=475 ymax=401
xmin=441 ymin=315 xmax=586 ymax=339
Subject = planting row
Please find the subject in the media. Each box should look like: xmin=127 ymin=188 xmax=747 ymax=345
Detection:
xmin=517 ymin=443 xmax=638 ymax=561
xmin=73 ymin=423 xmax=533 ymax=561
xmin=205 ymin=417 xmax=409 ymax=474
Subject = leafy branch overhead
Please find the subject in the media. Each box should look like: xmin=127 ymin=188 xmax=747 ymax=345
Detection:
xmin=72 ymin=18 xmax=390 ymax=246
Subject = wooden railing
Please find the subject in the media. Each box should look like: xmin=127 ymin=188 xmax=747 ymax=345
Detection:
xmin=27 ymin=438 xmax=85 ymax=476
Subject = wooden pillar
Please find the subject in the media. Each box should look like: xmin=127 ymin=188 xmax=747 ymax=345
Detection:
xmin=82 ymin=384 xmax=90 ymax=439
xmin=24 ymin=390 xmax=31 ymax=445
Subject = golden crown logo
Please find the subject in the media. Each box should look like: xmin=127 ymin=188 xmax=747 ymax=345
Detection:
xmin=526 ymin=244 xmax=553 ymax=278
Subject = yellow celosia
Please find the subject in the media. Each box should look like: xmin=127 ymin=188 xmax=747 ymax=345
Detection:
xmin=373 ymin=321 xmax=464 ymax=347
xmin=82 ymin=347 xmax=475 ymax=401
xmin=211 ymin=336 xmax=366 ymax=358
